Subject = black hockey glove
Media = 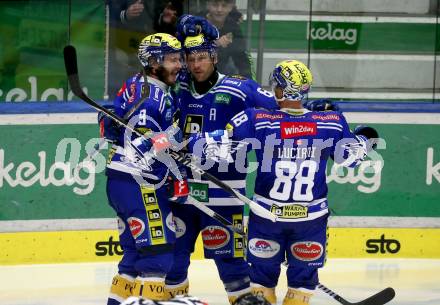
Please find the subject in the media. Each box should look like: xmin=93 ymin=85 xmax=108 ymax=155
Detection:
xmin=354 ymin=125 xmax=379 ymax=150
xmin=304 ymin=99 xmax=340 ymax=111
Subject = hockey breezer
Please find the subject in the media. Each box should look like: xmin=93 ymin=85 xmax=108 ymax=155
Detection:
xmin=187 ymin=197 xmax=246 ymax=236
xmin=63 ymin=45 xmax=277 ymax=223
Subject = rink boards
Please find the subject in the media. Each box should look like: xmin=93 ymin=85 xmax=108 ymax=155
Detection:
xmin=1 ymin=109 xmax=440 ymax=265
xmin=0 ymin=227 xmax=439 ymax=265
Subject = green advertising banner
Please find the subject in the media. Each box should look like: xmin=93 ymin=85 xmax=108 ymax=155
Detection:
xmin=248 ymin=20 xmax=439 ymax=53
xmin=0 ymin=122 xmax=113 ymax=220
xmin=0 ymin=1 xmax=105 ymax=102
xmin=0 ymin=112 xmax=439 ymax=221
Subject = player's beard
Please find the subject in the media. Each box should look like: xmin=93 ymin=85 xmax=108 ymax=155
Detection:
xmin=156 ymin=65 xmax=177 ymax=86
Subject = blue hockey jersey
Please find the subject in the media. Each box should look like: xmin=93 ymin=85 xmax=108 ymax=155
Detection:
xmin=106 ymin=73 xmax=177 ymax=182
xmin=176 ymin=72 xmax=278 ymax=206
xmin=224 ymin=107 xmax=368 ymax=221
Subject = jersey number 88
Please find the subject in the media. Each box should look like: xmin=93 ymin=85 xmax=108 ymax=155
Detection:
xmin=269 ymin=160 xmax=317 ymax=201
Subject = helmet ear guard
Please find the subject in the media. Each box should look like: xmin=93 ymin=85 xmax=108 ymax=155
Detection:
xmin=269 ymin=60 xmax=313 ymax=102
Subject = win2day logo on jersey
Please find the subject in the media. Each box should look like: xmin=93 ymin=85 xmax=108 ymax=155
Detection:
xmin=280 ymin=122 xmax=317 ymax=139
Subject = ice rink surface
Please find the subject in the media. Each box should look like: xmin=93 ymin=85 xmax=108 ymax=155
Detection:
xmin=1 ymin=258 xmax=439 ymax=305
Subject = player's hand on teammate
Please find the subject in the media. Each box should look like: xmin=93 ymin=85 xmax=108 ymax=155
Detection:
xmin=176 ymin=14 xmax=219 ymax=41
xmin=304 ymin=99 xmax=340 ymax=111
xmin=354 ymin=125 xmax=379 ymax=150
xmin=98 ymin=105 xmax=120 ymax=142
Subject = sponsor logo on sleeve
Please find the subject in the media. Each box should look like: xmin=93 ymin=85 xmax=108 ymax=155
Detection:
xmin=291 ymin=241 xmax=323 ymax=261
xmin=127 ymin=217 xmax=145 ymax=239
xmin=255 ymin=113 xmax=284 ymax=120
xmin=201 ymin=226 xmax=230 ymax=250
xmin=280 ymin=122 xmax=317 ymax=139
xmin=248 ymin=238 xmax=280 ymax=258
xmin=128 ymin=82 xmax=136 ymax=103
xmin=117 ymin=83 xmax=126 ymax=97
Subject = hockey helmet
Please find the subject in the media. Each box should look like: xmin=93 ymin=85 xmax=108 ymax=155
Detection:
xmin=269 ymin=59 xmax=313 ymax=101
xmin=233 ymin=293 xmax=271 ymax=305
xmin=138 ymin=33 xmax=182 ymax=68
xmin=183 ymin=33 xmax=217 ymax=56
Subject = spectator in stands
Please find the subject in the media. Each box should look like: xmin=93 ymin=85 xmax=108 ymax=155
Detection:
xmin=107 ymin=0 xmax=184 ymax=99
xmin=198 ymin=0 xmax=253 ymax=78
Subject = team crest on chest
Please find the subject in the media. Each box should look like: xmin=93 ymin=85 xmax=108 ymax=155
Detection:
xmin=183 ymin=114 xmax=203 ymax=136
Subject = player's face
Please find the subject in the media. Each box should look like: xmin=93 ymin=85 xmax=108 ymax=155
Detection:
xmin=186 ymin=51 xmax=216 ymax=82
xmin=160 ymin=52 xmax=182 ymax=85
xmin=274 ymin=86 xmax=284 ymax=100
xmin=207 ymin=1 xmax=234 ymax=23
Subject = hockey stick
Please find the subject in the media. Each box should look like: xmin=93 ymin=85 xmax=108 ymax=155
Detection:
xmin=80 ymin=74 xmax=149 ymax=166
xmin=317 ymin=284 xmax=395 ymax=305
xmin=168 ymin=150 xmax=276 ymax=222
xmin=187 ymin=196 xmax=246 ymax=236
xmin=281 ymin=262 xmax=395 ymax=305
xmin=63 ymin=45 xmax=277 ymax=222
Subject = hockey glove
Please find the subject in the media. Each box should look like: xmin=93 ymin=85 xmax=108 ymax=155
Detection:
xmin=98 ymin=105 xmax=121 ymax=142
xmin=176 ymin=14 xmax=219 ymax=41
xmin=304 ymin=99 xmax=340 ymax=111
xmin=354 ymin=125 xmax=379 ymax=150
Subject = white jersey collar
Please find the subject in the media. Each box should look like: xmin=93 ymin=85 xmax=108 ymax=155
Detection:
xmin=280 ymin=108 xmax=310 ymax=115
xmin=144 ymin=76 xmax=168 ymax=92
xmin=189 ymin=72 xmax=225 ymax=98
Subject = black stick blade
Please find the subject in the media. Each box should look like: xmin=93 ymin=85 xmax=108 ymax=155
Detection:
xmin=360 ymin=287 xmax=395 ymax=305
xmin=63 ymin=45 xmax=78 ymax=76
xmin=63 ymin=45 xmax=84 ymax=97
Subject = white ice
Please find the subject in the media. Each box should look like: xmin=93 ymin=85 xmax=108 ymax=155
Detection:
xmin=1 ymin=259 xmax=439 ymax=305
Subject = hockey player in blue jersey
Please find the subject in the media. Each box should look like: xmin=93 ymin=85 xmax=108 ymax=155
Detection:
xmin=200 ymin=59 xmax=378 ymax=305
xmin=163 ymin=29 xmax=279 ymax=303
xmin=101 ymin=33 xmax=189 ymax=304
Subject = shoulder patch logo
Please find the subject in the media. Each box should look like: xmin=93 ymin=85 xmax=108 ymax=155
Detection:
xmin=214 ymin=93 xmax=231 ymax=104
xmin=229 ymin=74 xmax=247 ymax=80
xmin=311 ymin=114 xmax=340 ymax=121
